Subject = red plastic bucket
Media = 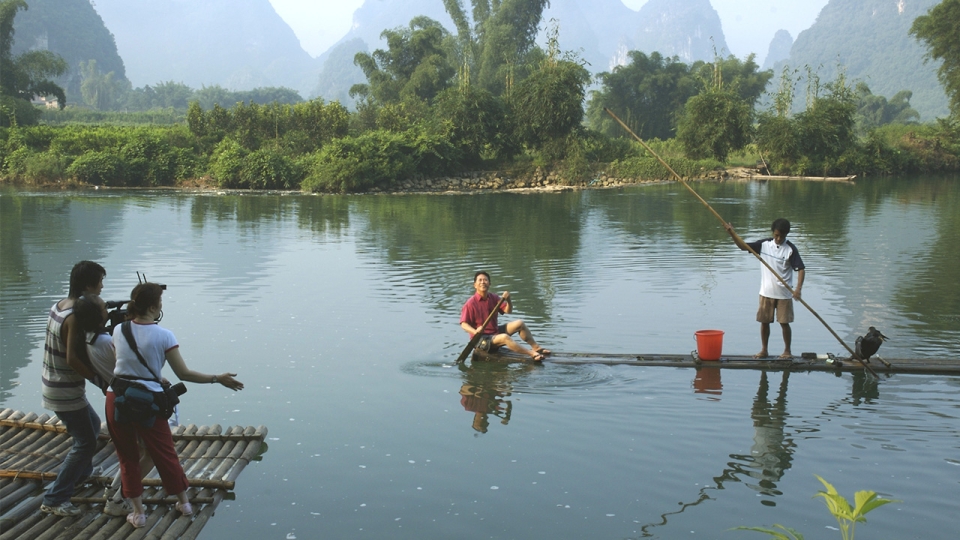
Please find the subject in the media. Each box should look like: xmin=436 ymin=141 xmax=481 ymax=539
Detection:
xmin=695 ymin=330 xmax=724 ymax=360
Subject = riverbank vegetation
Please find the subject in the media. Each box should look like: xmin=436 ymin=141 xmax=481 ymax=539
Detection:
xmin=2 ymin=0 xmax=959 ymax=192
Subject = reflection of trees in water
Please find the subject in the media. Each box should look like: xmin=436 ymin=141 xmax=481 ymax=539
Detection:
xmin=639 ymin=370 xmax=795 ymax=536
xmin=0 ymin=194 xmax=121 ymax=400
xmin=592 ymin=181 xmax=855 ymax=250
xmin=349 ymin=193 xmax=587 ymax=324
xmin=188 ymin=194 xmax=354 ymax=238
xmin=890 ymin=178 xmax=960 ymax=345
xmin=187 ymin=192 xmax=587 ymax=326
xmin=457 ymin=361 xmax=538 ymax=433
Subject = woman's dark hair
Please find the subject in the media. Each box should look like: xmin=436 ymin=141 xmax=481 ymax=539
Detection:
xmin=73 ymin=295 xmax=105 ymax=334
xmin=128 ymin=282 xmax=164 ymax=318
xmin=771 ymin=218 xmax=791 ymax=235
xmin=68 ymin=261 xmax=106 ymax=299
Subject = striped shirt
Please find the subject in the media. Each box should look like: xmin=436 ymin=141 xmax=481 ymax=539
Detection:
xmin=41 ymin=302 xmax=88 ymax=412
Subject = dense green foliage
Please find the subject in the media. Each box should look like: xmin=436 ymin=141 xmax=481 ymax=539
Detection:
xmin=3 ymin=3 xmax=960 ymax=190
xmin=911 ymin=0 xmax=960 ymax=117
xmin=756 ymin=74 xmax=858 ymax=176
xmin=512 ymin=56 xmax=591 ymax=154
xmin=855 ymin=83 xmax=919 ymax=134
xmin=351 ymin=17 xmax=455 ymax=106
xmin=1 ymin=0 xmax=66 ymax=126
xmin=443 ymin=0 xmax=549 ymax=95
xmin=587 ymin=53 xmax=772 ymax=142
xmin=677 ymin=89 xmax=752 ymax=162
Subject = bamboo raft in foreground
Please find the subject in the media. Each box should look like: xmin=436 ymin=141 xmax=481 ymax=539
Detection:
xmin=0 ymin=408 xmax=267 ymax=540
xmin=471 ymin=349 xmax=960 ymax=375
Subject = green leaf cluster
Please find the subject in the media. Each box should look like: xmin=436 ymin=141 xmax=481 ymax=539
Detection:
xmin=735 ymin=475 xmax=898 ymax=540
xmin=854 ymin=82 xmax=920 ymax=134
xmin=756 ymin=73 xmax=858 ymax=175
xmin=911 ymin=0 xmax=960 ymax=117
xmin=587 ymin=52 xmax=772 ymax=142
xmin=1 ymin=0 xmax=66 ymax=125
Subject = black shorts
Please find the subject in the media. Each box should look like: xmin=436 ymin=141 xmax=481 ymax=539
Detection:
xmin=477 ymin=325 xmax=507 ymax=352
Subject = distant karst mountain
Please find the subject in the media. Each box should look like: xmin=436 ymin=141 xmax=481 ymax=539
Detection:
xmin=773 ymin=0 xmax=948 ymax=120
xmin=92 ymin=0 xmax=318 ymax=95
xmin=11 ymin=0 xmax=127 ymax=104
xmin=762 ymin=30 xmax=793 ymax=71
xmin=312 ymin=0 xmax=729 ymax=105
xmin=632 ymin=0 xmax=728 ymax=64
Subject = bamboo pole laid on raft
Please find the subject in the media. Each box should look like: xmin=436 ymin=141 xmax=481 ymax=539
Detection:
xmin=603 ymin=108 xmax=880 ymax=377
xmin=0 ymin=471 xmax=236 ymax=490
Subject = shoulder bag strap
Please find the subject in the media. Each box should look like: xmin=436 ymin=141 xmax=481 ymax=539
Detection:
xmin=120 ymin=321 xmax=162 ymax=383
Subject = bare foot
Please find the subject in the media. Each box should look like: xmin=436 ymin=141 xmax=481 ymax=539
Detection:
xmin=753 ymin=351 xmax=769 ymax=359
xmin=533 ymin=347 xmax=551 ymax=356
xmin=778 ymin=352 xmax=794 ymax=359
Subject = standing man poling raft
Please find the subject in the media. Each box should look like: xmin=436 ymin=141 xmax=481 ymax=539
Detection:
xmin=725 ymin=219 xmax=806 ymax=359
xmin=460 ymin=271 xmax=550 ymax=362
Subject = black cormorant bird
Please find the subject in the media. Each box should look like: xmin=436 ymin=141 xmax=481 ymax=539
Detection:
xmin=855 ymin=327 xmax=888 ymax=362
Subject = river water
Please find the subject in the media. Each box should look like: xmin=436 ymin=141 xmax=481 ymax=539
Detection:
xmin=1 ymin=177 xmax=958 ymax=539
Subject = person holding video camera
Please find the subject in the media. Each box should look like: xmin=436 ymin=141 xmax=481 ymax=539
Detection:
xmin=72 ymin=294 xmax=116 ymax=391
xmin=106 ymin=282 xmax=244 ymax=528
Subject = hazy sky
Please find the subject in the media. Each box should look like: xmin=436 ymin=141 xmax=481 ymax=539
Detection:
xmin=269 ymin=0 xmax=829 ymax=60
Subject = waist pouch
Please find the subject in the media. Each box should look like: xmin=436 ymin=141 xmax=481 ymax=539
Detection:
xmin=112 ymin=377 xmax=174 ymax=427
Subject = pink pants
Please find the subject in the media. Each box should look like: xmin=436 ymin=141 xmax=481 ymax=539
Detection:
xmin=105 ymin=391 xmax=189 ymax=498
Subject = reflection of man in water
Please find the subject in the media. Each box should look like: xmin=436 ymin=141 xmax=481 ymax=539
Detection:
xmin=743 ymin=371 xmax=794 ymax=499
xmin=457 ymin=361 xmax=536 ymax=433
xmin=459 ymin=383 xmax=512 ymax=433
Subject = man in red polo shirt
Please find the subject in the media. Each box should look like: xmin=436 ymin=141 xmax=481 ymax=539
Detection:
xmin=459 ymin=271 xmax=550 ymax=361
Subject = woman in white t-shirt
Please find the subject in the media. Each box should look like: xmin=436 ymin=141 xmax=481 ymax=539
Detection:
xmin=106 ymin=282 xmax=244 ymax=529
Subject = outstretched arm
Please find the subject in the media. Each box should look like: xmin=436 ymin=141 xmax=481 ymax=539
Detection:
xmin=165 ymin=348 xmax=244 ymax=390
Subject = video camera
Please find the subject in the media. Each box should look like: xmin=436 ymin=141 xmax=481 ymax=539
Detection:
xmin=103 ymin=273 xmax=166 ymax=334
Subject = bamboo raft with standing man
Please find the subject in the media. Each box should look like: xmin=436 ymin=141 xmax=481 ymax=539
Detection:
xmin=454 ymin=109 xmax=957 ymax=377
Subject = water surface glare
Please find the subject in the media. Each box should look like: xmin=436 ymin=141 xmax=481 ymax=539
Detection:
xmin=2 ymin=177 xmax=958 ymax=539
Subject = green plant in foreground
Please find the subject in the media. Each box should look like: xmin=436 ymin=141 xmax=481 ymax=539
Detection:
xmin=734 ymin=475 xmax=898 ymax=540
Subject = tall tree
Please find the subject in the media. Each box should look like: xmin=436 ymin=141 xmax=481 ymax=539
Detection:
xmin=0 ymin=0 xmax=66 ymax=124
xmin=586 ymin=51 xmax=695 ymax=141
xmin=443 ymin=0 xmax=549 ymax=94
xmin=677 ymin=89 xmax=752 ymax=163
xmin=351 ymin=16 xmax=455 ymax=106
xmin=511 ymin=27 xmax=590 ymax=155
xmin=854 ymin=82 xmax=920 ymax=133
xmin=689 ymin=54 xmax=772 ymax=108
xmin=911 ymin=0 xmax=960 ymax=117
xmin=79 ymin=59 xmax=128 ymax=111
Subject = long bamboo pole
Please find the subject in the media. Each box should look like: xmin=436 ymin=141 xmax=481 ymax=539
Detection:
xmin=0 ymin=470 xmax=236 ymax=489
xmin=603 ymin=108 xmax=878 ymax=377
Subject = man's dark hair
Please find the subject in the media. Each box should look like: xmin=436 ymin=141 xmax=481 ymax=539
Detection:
xmin=771 ymin=218 xmax=791 ymax=235
xmin=68 ymin=261 xmax=106 ymax=299
xmin=474 ymin=271 xmax=490 ymax=282
xmin=73 ymin=295 xmax=105 ymax=334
